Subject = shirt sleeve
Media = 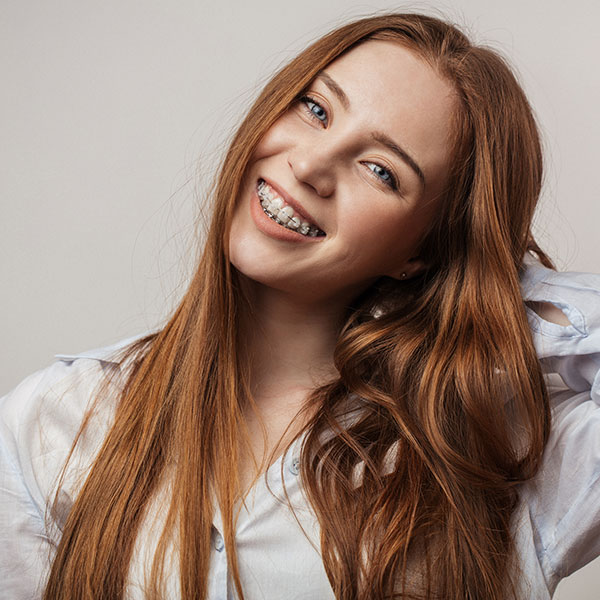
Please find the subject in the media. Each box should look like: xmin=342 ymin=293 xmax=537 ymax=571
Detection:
xmin=520 ymin=262 xmax=600 ymax=580
xmin=0 ymin=357 xmax=118 ymax=599
xmin=0 ymin=365 xmax=66 ymax=599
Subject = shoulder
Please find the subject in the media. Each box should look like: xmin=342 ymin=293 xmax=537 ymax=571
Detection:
xmin=0 ymin=331 xmax=150 ymax=449
xmin=0 ymin=332 xmax=150 ymax=513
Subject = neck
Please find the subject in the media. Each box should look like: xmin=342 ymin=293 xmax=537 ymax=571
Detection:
xmin=238 ymin=279 xmax=348 ymax=405
xmin=234 ymin=277 xmax=354 ymax=485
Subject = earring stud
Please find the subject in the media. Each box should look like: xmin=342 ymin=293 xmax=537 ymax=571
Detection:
xmin=400 ymin=272 xmax=407 ymax=279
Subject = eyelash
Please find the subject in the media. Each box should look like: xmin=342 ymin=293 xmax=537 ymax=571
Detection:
xmin=297 ymin=94 xmax=399 ymax=192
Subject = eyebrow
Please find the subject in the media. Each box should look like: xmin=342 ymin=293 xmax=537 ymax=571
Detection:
xmin=316 ymin=71 xmax=426 ymax=188
xmin=317 ymin=71 xmax=350 ymax=110
xmin=371 ymin=132 xmax=426 ymax=188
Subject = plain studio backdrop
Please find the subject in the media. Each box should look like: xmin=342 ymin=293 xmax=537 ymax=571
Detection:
xmin=1 ymin=0 xmax=599 ymax=596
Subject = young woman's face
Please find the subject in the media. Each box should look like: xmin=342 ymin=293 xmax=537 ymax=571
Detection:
xmin=229 ymin=40 xmax=457 ymax=305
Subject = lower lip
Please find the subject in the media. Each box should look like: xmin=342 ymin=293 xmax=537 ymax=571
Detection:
xmin=249 ymin=186 xmax=324 ymax=243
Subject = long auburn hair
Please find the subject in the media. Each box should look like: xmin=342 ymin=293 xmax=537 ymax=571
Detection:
xmin=44 ymin=13 xmax=552 ymax=600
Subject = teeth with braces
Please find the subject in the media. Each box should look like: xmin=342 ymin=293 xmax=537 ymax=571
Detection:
xmin=257 ymin=179 xmax=325 ymax=237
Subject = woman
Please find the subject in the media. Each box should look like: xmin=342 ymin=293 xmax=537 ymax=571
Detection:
xmin=2 ymin=12 xmax=600 ymax=600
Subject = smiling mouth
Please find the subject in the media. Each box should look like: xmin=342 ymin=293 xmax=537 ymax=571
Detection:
xmin=257 ymin=179 xmax=325 ymax=237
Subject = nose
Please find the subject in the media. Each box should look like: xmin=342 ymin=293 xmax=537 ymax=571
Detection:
xmin=287 ymin=141 xmax=338 ymax=198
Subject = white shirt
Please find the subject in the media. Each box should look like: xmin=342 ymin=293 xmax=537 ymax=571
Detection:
xmin=2 ymin=256 xmax=600 ymax=599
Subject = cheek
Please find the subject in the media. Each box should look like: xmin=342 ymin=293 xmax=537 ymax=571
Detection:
xmin=251 ymin=115 xmax=298 ymax=161
xmin=345 ymin=204 xmax=432 ymax=263
xmin=350 ymin=204 xmax=423 ymax=244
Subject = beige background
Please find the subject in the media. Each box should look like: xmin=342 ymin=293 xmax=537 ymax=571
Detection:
xmin=1 ymin=0 xmax=598 ymax=596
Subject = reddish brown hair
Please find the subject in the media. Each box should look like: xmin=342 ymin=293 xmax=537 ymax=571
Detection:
xmin=44 ymin=13 xmax=551 ymax=599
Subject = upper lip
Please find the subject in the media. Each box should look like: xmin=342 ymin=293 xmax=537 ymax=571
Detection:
xmin=259 ymin=177 xmax=325 ymax=233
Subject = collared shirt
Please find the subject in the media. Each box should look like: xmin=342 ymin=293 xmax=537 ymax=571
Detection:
xmin=2 ymin=256 xmax=600 ymax=599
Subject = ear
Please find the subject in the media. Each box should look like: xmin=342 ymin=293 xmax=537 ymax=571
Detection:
xmin=386 ymin=256 xmax=428 ymax=281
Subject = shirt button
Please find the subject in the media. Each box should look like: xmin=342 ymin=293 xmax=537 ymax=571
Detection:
xmin=213 ymin=531 xmax=224 ymax=552
xmin=289 ymin=456 xmax=300 ymax=476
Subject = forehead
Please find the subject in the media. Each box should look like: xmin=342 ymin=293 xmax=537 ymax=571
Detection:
xmin=321 ymin=40 xmax=457 ymax=192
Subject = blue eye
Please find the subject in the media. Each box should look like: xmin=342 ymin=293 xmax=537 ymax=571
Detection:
xmin=364 ymin=162 xmax=398 ymax=190
xmin=300 ymin=95 xmax=328 ymax=126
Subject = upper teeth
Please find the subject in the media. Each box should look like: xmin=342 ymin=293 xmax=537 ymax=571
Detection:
xmin=257 ymin=180 xmax=324 ymax=237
